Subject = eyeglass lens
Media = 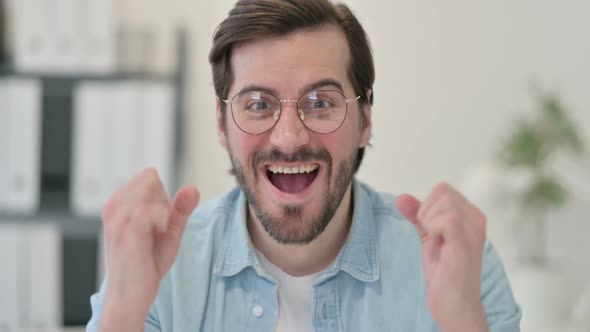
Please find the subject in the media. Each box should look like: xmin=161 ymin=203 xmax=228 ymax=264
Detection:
xmin=230 ymin=90 xmax=348 ymax=134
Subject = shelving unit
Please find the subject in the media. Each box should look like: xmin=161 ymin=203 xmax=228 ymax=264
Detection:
xmin=0 ymin=29 xmax=188 ymax=326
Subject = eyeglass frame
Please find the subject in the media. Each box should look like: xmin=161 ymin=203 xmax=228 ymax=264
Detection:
xmin=222 ymin=89 xmax=362 ymax=135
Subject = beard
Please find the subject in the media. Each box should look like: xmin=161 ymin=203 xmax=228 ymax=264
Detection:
xmin=229 ymin=146 xmax=357 ymax=245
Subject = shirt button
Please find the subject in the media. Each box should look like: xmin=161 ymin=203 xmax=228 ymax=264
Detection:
xmin=252 ymin=305 xmax=264 ymax=318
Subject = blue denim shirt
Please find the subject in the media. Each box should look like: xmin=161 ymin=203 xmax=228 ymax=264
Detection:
xmin=87 ymin=179 xmax=521 ymax=331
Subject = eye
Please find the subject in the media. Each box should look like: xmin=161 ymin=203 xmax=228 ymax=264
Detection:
xmin=247 ymin=101 xmax=271 ymax=111
xmin=303 ymin=99 xmax=333 ymax=112
xmin=312 ymin=100 xmax=331 ymax=110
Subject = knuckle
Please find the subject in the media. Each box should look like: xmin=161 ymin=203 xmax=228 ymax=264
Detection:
xmin=477 ymin=209 xmax=488 ymax=231
xmin=143 ymin=167 xmax=158 ymax=178
xmin=434 ymin=181 xmax=450 ymax=193
xmin=101 ymin=202 xmax=114 ymax=223
xmin=101 ymin=191 xmax=124 ymax=225
xmin=102 ymin=211 xmax=127 ymax=240
xmin=132 ymin=204 xmax=155 ymax=221
xmin=142 ymin=167 xmax=160 ymax=184
xmin=131 ymin=202 xmax=169 ymax=229
xmin=439 ymin=194 xmax=454 ymax=207
xmin=127 ymin=213 xmax=151 ymax=233
xmin=143 ymin=170 xmax=165 ymax=194
xmin=477 ymin=207 xmax=487 ymax=222
xmin=446 ymin=211 xmax=462 ymax=225
xmin=480 ymin=214 xmax=487 ymax=227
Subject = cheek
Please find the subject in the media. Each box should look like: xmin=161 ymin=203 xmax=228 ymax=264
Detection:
xmin=327 ymin=118 xmax=363 ymax=153
xmin=228 ymin=131 xmax=265 ymax=164
xmin=317 ymin=132 xmax=356 ymax=165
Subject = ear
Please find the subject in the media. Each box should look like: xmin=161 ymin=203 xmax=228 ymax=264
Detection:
xmin=359 ymin=89 xmax=372 ymax=148
xmin=216 ymin=98 xmax=229 ymax=150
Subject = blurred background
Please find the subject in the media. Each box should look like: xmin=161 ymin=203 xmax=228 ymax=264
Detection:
xmin=0 ymin=0 xmax=588 ymax=331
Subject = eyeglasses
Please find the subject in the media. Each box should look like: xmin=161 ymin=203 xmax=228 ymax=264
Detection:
xmin=222 ymin=90 xmax=361 ymax=135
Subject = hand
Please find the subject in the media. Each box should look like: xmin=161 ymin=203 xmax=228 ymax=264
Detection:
xmin=396 ymin=182 xmax=489 ymax=332
xmin=99 ymin=168 xmax=200 ymax=330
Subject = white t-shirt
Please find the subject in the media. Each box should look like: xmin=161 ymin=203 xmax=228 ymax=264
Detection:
xmin=255 ymin=250 xmax=322 ymax=332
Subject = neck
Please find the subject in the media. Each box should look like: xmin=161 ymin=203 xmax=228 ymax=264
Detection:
xmin=248 ymin=185 xmax=354 ymax=277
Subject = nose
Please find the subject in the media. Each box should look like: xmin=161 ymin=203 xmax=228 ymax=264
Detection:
xmin=269 ymin=102 xmax=310 ymax=154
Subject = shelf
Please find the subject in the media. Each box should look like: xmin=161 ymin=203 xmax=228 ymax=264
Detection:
xmin=0 ymin=64 xmax=175 ymax=82
xmin=0 ymin=210 xmax=101 ymax=238
xmin=0 ymin=26 xmax=188 ymax=329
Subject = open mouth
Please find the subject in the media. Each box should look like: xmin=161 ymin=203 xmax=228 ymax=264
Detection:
xmin=265 ymin=164 xmax=320 ymax=194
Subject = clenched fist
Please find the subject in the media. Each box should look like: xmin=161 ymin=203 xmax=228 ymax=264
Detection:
xmin=99 ymin=168 xmax=199 ymax=331
xmin=396 ymin=182 xmax=489 ymax=332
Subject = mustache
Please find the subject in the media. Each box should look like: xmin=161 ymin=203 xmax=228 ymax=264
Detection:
xmin=252 ymin=147 xmax=331 ymax=167
xmin=228 ymin=147 xmax=332 ymax=177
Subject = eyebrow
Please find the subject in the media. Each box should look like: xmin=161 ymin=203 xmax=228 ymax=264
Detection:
xmin=300 ymin=78 xmax=344 ymax=95
xmin=237 ymin=78 xmax=345 ymax=97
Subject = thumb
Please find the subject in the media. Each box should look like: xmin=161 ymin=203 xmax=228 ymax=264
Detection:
xmin=396 ymin=194 xmax=426 ymax=238
xmin=169 ymin=185 xmax=200 ymax=236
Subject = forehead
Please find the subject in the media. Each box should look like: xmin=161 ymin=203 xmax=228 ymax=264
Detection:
xmin=229 ymin=25 xmax=352 ymax=96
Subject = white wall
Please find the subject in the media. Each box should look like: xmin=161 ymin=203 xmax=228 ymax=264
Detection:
xmin=349 ymin=0 xmax=590 ymax=197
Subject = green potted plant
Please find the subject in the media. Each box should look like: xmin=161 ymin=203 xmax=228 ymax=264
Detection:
xmin=498 ymin=88 xmax=585 ymax=265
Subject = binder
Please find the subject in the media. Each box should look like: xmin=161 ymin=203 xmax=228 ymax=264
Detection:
xmin=76 ymin=0 xmax=116 ymax=74
xmin=0 ymin=224 xmax=24 ymax=330
xmin=71 ymin=82 xmax=114 ymax=216
xmin=10 ymin=0 xmax=115 ymax=74
xmin=141 ymin=82 xmax=175 ymax=193
xmin=6 ymin=78 xmax=42 ymax=213
xmin=25 ymin=223 xmax=62 ymax=329
xmin=0 ymin=80 xmax=11 ymax=210
xmin=72 ymin=81 xmax=175 ymax=216
xmin=53 ymin=0 xmax=80 ymax=73
xmin=109 ymin=81 xmax=141 ymax=189
xmin=0 ymin=78 xmax=42 ymax=213
xmin=10 ymin=0 xmax=55 ymax=72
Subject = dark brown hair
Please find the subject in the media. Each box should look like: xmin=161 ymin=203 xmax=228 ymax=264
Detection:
xmin=209 ymin=0 xmax=374 ymax=172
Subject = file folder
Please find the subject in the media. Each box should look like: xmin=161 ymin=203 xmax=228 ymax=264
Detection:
xmin=142 ymin=82 xmax=175 ymax=193
xmin=10 ymin=0 xmax=116 ymax=74
xmin=25 ymin=223 xmax=62 ymax=329
xmin=11 ymin=0 xmax=55 ymax=72
xmin=0 ymin=80 xmax=11 ymax=210
xmin=0 ymin=78 xmax=42 ymax=213
xmin=72 ymin=81 xmax=175 ymax=216
xmin=71 ymin=81 xmax=114 ymax=216
xmin=0 ymin=224 xmax=24 ymax=330
xmin=77 ymin=0 xmax=116 ymax=74
xmin=6 ymin=78 xmax=42 ymax=213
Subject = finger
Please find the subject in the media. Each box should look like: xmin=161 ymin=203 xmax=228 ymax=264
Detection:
xmin=417 ymin=181 xmax=451 ymax=221
xmin=131 ymin=168 xmax=169 ymax=203
xmin=168 ymin=185 xmax=200 ymax=236
xmin=396 ymin=194 xmax=427 ymax=238
xmin=129 ymin=203 xmax=171 ymax=235
xmin=129 ymin=169 xmax=171 ymax=233
xmin=421 ymin=195 xmax=459 ymax=228
xmin=422 ymin=212 xmax=464 ymax=243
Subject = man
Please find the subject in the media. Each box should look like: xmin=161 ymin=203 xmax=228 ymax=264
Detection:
xmin=87 ymin=0 xmax=521 ymax=331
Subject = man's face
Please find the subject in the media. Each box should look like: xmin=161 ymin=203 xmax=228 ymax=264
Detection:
xmin=217 ymin=25 xmax=371 ymax=245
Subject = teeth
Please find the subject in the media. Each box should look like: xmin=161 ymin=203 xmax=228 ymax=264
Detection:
xmin=267 ymin=164 xmax=318 ymax=174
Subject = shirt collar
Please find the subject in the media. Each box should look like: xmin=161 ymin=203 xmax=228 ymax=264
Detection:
xmin=322 ymin=178 xmax=379 ymax=282
xmin=213 ymin=178 xmax=379 ymax=283
xmin=213 ymin=191 xmax=259 ymax=277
